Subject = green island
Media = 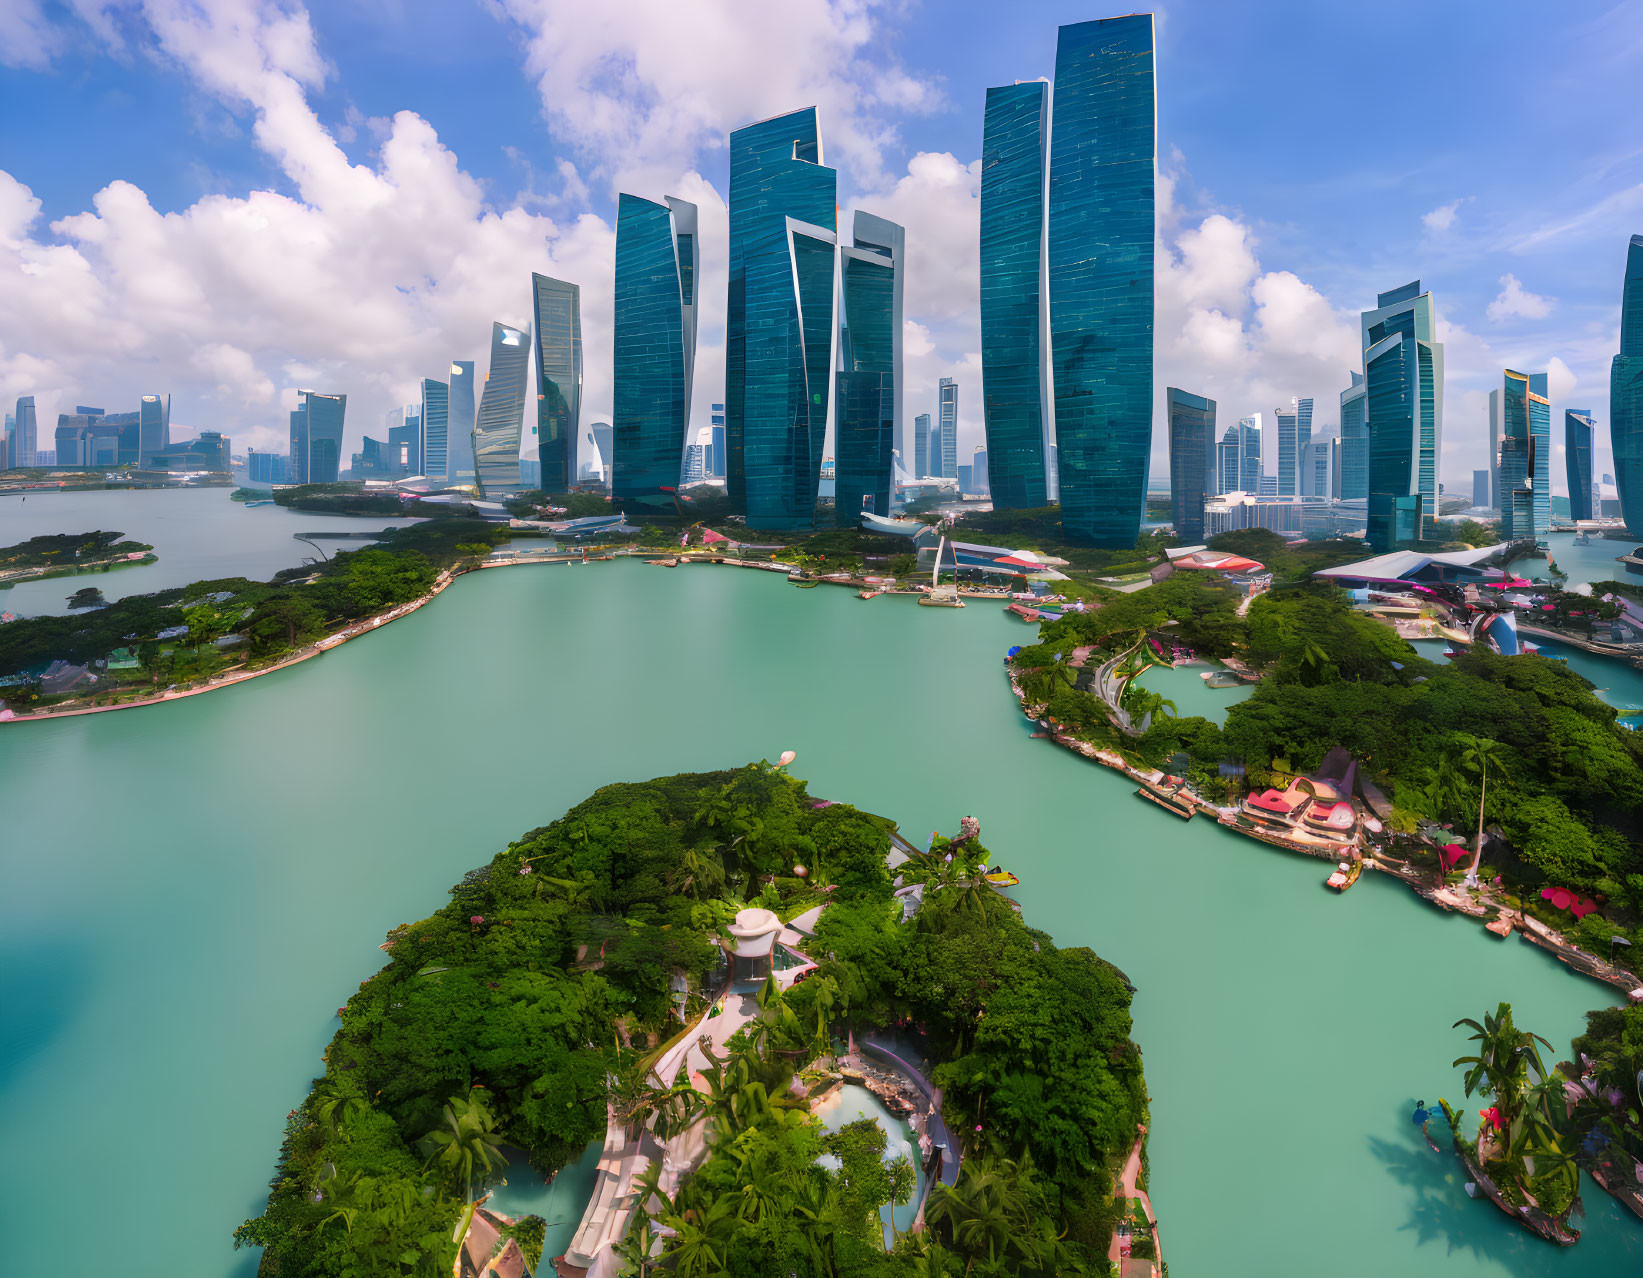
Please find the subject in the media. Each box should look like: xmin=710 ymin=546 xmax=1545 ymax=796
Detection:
xmin=235 ymin=764 xmax=1149 ymax=1277
xmin=0 ymin=529 xmax=156 ymax=587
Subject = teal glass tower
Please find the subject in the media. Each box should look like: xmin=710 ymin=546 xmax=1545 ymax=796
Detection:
xmin=1339 ymin=373 xmax=1368 ymax=500
xmin=447 ymin=360 xmax=477 ymax=487
xmin=1565 ymin=408 xmax=1596 ymax=522
xmin=1275 ymin=397 xmax=1312 ymax=496
xmin=613 ymin=198 xmax=696 ymax=516
xmin=1612 ymin=235 xmax=1643 ymax=534
xmin=1498 ymin=369 xmax=1550 ymax=540
xmin=725 ymin=107 xmax=838 ymax=531
xmin=421 ymin=377 xmax=449 ymax=483
xmin=980 ymin=81 xmax=1049 ymax=511
xmin=1166 ymin=388 xmax=1215 ymax=543
xmin=474 ymin=321 xmax=530 ymax=497
xmin=531 ymin=274 xmax=583 ymax=495
xmin=289 ymin=390 xmax=345 ymax=485
xmin=1047 ymin=14 xmax=1156 ymax=546
xmin=835 ymin=210 xmax=903 ymax=525
xmin=1362 ymin=281 xmax=1444 ymax=550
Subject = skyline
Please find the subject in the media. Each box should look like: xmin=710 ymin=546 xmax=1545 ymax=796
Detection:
xmin=2 ymin=1 xmax=1641 ymax=499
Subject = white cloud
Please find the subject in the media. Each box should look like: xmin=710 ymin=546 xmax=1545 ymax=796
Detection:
xmin=1422 ymin=199 xmax=1463 ymax=233
xmin=1546 ymin=354 xmax=1576 ymax=402
xmin=1486 ymin=273 xmax=1554 ymax=322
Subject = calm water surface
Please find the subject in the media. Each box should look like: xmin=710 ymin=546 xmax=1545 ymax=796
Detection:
xmin=1 ymin=559 xmax=1639 ymax=1276
xmin=0 ymin=487 xmax=411 ymax=616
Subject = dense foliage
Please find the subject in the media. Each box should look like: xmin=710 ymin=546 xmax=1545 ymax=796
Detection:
xmin=272 ymin=483 xmax=465 ymax=518
xmin=0 ymin=528 xmax=151 ymax=569
xmin=236 ymin=768 xmax=1148 ymax=1277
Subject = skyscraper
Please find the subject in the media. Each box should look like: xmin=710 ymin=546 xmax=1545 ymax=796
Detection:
xmin=1275 ymin=396 xmax=1313 ymax=496
xmin=1216 ymin=421 xmax=1242 ymax=495
xmin=12 ymin=396 xmax=36 ymax=467
xmin=1238 ymin=414 xmax=1262 ymax=492
xmin=914 ymin=412 xmax=932 ymax=478
xmin=1047 ymin=14 xmax=1156 ymax=546
xmin=1487 ymin=388 xmax=1503 ymax=509
xmin=613 ymin=198 xmax=696 ymax=516
xmin=138 ymin=394 xmax=170 ymax=467
xmin=938 ymin=378 xmax=958 ymax=478
xmin=1166 ymin=388 xmax=1216 ymax=544
xmin=1300 ymin=434 xmax=1335 ymax=500
xmin=1339 ymin=372 xmax=1368 ymax=500
xmin=972 ymin=447 xmax=989 ymax=495
xmin=710 ymin=404 xmax=725 ymax=478
xmin=851 ymin=212 xmax=905 ymax=462
xmin=1612 ymin=235 xmax=1643 ymax=534
xmin=533 ymin=274 xmax=584 ymax=494
xmin=421 ymin=377 xmax=449 ymax=483
xmin=447 ymin=361 xmax=477 ymax=486
xmin=1472 ymin=469 xmax=1490 ymax=509
xmin=725 ymin=107 xmax=837 ymax=530
xmin=473 ymin=321 xmax=531 ymax=497
xmin=1566 ymin=408 xmax=1597 ymax=522
xmin=1498 ymin=369 xmax=1550 ymax=541
xmin=289 ymin=390 xmax=346 ymax=484
xmin=980 ymin=80 xmax=1051 ymax=511
xmin=1362 ymin=280 xmax=1444 ymax=550
xmin=835 ymin=211 xmax=903 ymax=524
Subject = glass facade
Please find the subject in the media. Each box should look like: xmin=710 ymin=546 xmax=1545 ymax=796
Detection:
xmin=1048 ymin=14 xmax=1155 ymax=546
xmin=474 ymin=321 xmax=531 ymax=497
xmin=937 ymin=378 xmax=958 ymax=478
xmin=1275 ymin=396 xmax=1313 ymax=496
xmin=531 ymin=274 xmax=583 ymax=495
xmin=1498 ymin=369 xmax=1550 ymax=540
xmin=1488 ymin=387 xmax=1503 ymax=509
xmin=1361 ymin=281 xmax=1444 ymax=550
xmin=980 ymin=81 xmax=1050 ymax=511
xmin=1339 ymin=373 xmax=1368 ymax=500
xmin=835 ymin=212 xmax=902 ymax=524
xmin=914 ymin=412 xmax=931 ymax=477
xmin=1613 ymin=235 xmax=1643 ymax=534
xmin=138 ymin=394 xmax=169 ymax=467
xmin=289 ymin=391 xmax=345 ymax=485
xmin=1166 ymin=387 xmax=1215 ymax=543
xmin=421 ymin=377 xmax=449 ymax=482
xmin=725 ymin=107 xmax=837 ymax=530
xmin=447 ymin=361 xmax=476 ymax=486
xmin=12 ymin=396 xmax=36 ymax=467
xmin=1565 ymin=409 xmax=1596 ymax=522
xmin=613 ymin=197 xmax=697 ymax=516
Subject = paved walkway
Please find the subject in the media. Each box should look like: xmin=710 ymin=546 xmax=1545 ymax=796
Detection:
xmin=1109 ymin=1127 xmax=1160 ymax=1276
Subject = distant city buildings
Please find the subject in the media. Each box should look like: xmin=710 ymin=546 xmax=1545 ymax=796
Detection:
xmin=1299 ymin=433 xmax=1337 ymax=500
xmin=1166 ymin=387 xmax=1216 ymax=544
xmin=1361 ymin=280 xmax=1444 ymax=551
xmin=1339 ymin=372 xmax=1368 ymax=501
xmin=1275 ymin=397 xmax=1312 ymax=496
xmin=139 ymin=394 xmax=170 ymax=467
xmin=835 ymin=211 xmax=904 ymax=524
xmin=971 ymin=447 xmax=989 ymax=496
xmin=447 ymin=360 xmax=477 ymax=487
xmin=9 ymin=396 xmax=36 ymax=467
xmin=421 ymin=376 xmax=449 ymax=482
xmin=247 ymin=448 xmax=288 ymax=484
xmin=709 ymin=405 xmax=725 ymax=478
xmin=1565 ymin=408 xmax=1597 ymax=522
xmin=725 ymin=106 xmax=837 ymax=530
xmin=149 ymin=430 xmax=230 ymax=472
xmin=1497 ymin=368 xmax=1550 ymax=540
xmin=290 ymin=390 xmax=346 ymax=484
xmin=532 ymin=273 xmax=583 ymax=494
xmin=1613 ymin=234 xmax=1643 ymax=534
xmin=473 ymin=321 xmax=530 ymax=497
xmin=1487 ymin=387 xmax=1503 ymax=509
xmin=914 ymin=412 xmax=932 ymax=478
xmin=937 ymin=378 xmax=958 ymax=479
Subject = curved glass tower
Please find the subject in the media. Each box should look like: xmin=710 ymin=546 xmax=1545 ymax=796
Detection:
xmin=447 ymin=361 xmax=476 ymax=487
xmin=613 ymin=197 xmax=697 ymax=516
xmin=1613 ymin=235 xmax=1643 ymax=535
xmin=980 ymin=81 xmax=1050 ymax=511
xmin=532 ymin=274 xmax=583 ymax=494
xmin=725 ymin=107 xmax=838 ymax=531
xmin=474 ymin=322 xmax=530 ymax=497
xmin=835 ymin=210 xmax=902 ymax=524
xmin=1166 ymin=388 xmax=1215 ymax=544
xmin=1048 ymin=14 xmax=1155 ymax=547
xmin=1361 ymin=280 xmax=1444 ymax=550
xmin=1565 ymin=408 xmax=1596 ymax=522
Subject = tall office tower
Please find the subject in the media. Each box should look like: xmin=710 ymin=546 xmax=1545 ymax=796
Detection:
xmin=137 ymin=394 xmax=170 ymax=467
xmin=710 ymin=404 xmax=725 ymax=477
xmin=387 ymin=419 xmax=421 ymax=475
xmin=1166 ymin=388 xmax=1216 ymax=544
xmin=1238 ymin=414 xmax=1262 ymax=492
xmin=725 ymin=107 xmax=838 ymax=530
xmin=1472 ymin=469 xmax=1490 ymax=508
xmin=1612 ymin=235 xmax=1643 ymax=534
xmin=1216 ymin=421 xmax=1242 ymax=494
xmin=2 ymin=412 xmax=12 ymax=469
xmin=588 ymin=422 xmax=613 ymax=481
xmin=473 ymin=321 xmax=530 ymax=497
xmin=979 ymin=80 xmax=1050 ymax=510
xmin=421 ymin=377 xmax=449 ymax=483
xmin=447 ymin=361 xmax=477 ymax=486
xmin=612 ymin=197 xmax=697 ymax=515
xmin=851 ymin=213 xmax=905 ymax=460
xmin=1361 ymin=280 xmax=1445 ymax=550
xmin=1048 ymin=14 xmax=1156 ymax=546
xmin=681 ymin=435 xmax=708 ymax=485
xmin=1275 ymin=396 xmax=1313 ymax=496
xmin=972 ymin=448 xmax=989 ymax=495
xmin=1498 ymin=369 xmax=1551 ymax=540
xmin=13 ymin=396 xmax=37 ymax=466
xmin=835 ymin=211 xmax=903 ymax=524
xmin=914 ymin=412 xmax=932 ymax=477
xmin=289 ymin=390 xmax=346 ymax=484
xmin=1487 ymin=388 xmax=1503 ymax=508
xmin=1565 ymin=409 xmax=1597 ymax=522
xmin=1300 ymin=434 xmax=1334 ymax=500
xmin=1339 ymin=372 xmax=1369 ymax=500
xmin=938 ymin=378 xmax=959 ymax=478
xmin=533 ymin=273 xmax=585 ymax=494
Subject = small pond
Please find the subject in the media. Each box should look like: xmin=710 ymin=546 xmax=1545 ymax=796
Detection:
xmin=1136 ymin=659 xmax=1254 ymax=726
xmin=480 ymin=1139 xmax=603 ymax=1269
xmin=814 ymin=1081 xmax=929 ymax=1245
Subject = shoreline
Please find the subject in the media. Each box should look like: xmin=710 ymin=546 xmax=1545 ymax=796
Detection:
xmin=0 ymin=551 xmax=158 ymax=590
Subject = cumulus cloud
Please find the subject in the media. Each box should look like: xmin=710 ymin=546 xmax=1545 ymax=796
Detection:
xmin=1486 ymin=272 xmax=1554 ymax=323
xmin=1422 ymin=199 xmax=1463 ymax=233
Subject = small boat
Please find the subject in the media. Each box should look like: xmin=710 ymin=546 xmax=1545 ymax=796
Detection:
xmin=1325 ymin=860 xmax=1362 ymax=891
xmin=1136 ymin=782 xmax=1195 ymax=819
xmin=983 ymin=868 xmax=1019 ymax=887
xmin=1573 ymin=530 xmax=1592 ymax=545
xmin=858 ymin=589 xmax=881 ymax=599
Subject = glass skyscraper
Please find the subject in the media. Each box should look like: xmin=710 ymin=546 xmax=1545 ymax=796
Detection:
xmin=1487 ymin=387 xmax=1503 ymax=509
xmin=725 ymin=107 xmax=837 ymax=530
xmin=1166 ymin=388 xmax=1215 ymax=544
xmin=613 ymin=198 xmax=696 ymax=516
xmin=1565 ymin=408 xmax=1596 ymax=522
xmin=835 ymin=211 xmax=903 ymax=524
xmin=1612 ymin=235 xmax=1643 ymax=534
xmin=1339 ymin=372 xmax=1368 ymax=500
xmin=138 ymin=394 xmax=169 ymax=467
xmin=1498 ymin=369 xmax=1550 ymax=540
xmin=980 ymin=81 xmax=1050 ymax=510
xmin=474 ymin=321 xmax=531 ymax=497
xmin=531 ymin=274 xmax=583 ymax=495
xmin=914 ymin=412 xmax=932 ymax=478
xmin=447 ymin=360 xmax=477 ymax=487
xmin=289 ymin=390 xmax=346 ymax=485
xmin=938 ymin=378 xmax=958 ymax=478
xmin=12 ymin=396 xmax=36 ymax=467
xmin=1362 ymin=280 xmax=1444 ymax=551
xmin=1275 ymin=396 xmax=1312 ymax=496
xmin=421 ymin=377 xmax=449 ymax=483
xmin=1047 ymin=14 xmax=1156 ymax=546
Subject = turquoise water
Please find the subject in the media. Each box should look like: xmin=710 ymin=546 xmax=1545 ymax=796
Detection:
xmin=1137 ymin=659 xmax=1253 ymax=726
xmin=815 ymin=1082 xmax=929 ymax=1242
xmin=1509 ymin=531 xmax=1639 ymax=589
xmin=1 ymin=560 xmax=1639 ymax=1276
xmin=0 ymin=488 xmax=408 ymax=616
xmin=483 ymin=1140 xmax=602 ymax=1262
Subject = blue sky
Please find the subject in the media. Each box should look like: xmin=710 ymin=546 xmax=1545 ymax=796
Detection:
xmin=2 ymin=0 xmax=1640 ymax=489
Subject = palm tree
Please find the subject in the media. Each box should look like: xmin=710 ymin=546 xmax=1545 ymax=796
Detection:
xmin=417 ymin=1090 xmax=509 ymax=1240
xmin=1458 ymin=736 xmax=1508 ymax=877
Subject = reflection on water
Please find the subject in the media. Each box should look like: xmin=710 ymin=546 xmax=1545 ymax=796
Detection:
xmin=813 ymin=1081 xmax=928 ymax=1242
xmin=481 ymin=1140 xmax=602 ymax=1266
